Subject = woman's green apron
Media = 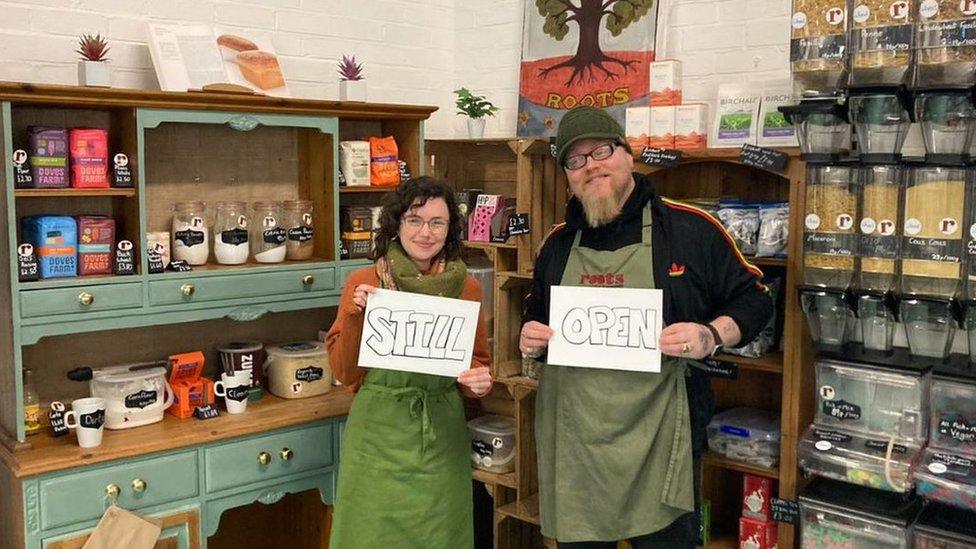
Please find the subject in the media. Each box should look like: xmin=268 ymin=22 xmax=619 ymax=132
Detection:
xmin=536 ymin=203 xmax=695 ymax=542
xmin=330 ymin=246 xmax=473 ymax=549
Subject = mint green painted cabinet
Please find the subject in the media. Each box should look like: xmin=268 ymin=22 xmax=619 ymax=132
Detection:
xmin=20 ymin=283 xmax=143 ymax=319
xmin=148 ymin=266 xmax=335 ymax=307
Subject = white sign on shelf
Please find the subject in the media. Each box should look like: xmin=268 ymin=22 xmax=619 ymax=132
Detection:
xmin=358 ymin=288 xmax=481 ymax=377
xmin=547 ymin=286 xmax=663 ymax=372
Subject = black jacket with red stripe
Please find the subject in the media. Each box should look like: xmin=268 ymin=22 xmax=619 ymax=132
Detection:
xmin=523 ymin=172 xmax=774 ymax=456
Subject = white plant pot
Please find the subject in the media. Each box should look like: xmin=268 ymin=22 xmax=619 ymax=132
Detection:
xmin=78 ymin=60 xmax=111 ymax=87
xmin=339 ymin=80 xmax=367 ymax=102
xmin=467 ymin=117 xmax=486 ymax=139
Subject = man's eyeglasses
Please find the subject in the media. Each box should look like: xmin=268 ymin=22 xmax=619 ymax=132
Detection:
xmin=564 ymin=141 xmax=619 ymax=171
xmin=402 ymin=216 xmax=449 ymax=234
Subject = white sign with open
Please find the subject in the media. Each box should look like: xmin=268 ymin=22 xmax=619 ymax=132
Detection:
xmin=358 ymin=288 xmax=481 ymax=377
xmin=547 ymin=286 xmax=663 ymax=372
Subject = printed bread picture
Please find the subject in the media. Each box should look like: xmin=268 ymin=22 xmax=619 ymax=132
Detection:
xmin=216 ymin=34 xmax=258 ymax=62
xmin=235 ymin=50 xmax=285 ymax=90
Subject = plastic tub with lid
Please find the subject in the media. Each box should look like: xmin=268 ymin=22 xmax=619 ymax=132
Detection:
xmin=706 ymin=407 xmax=781 ymax=468
xmin=88 ymin=363 xmax=175 ymax=430
xmin=468 ymin=414 xmax=516 ymax=473
xmin=264 ymin=341 xmax=332 ymax=399
xmin=797 ymin=425 xmax=920 ymax=493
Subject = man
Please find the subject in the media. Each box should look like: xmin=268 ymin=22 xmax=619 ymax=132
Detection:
xmin=520 ymin=107 xmax=773 ymax=548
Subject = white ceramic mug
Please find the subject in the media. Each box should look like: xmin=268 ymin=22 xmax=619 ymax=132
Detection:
xmin=214 ymin=370 xmax=251 ymax=414
xmin=64 ymin=397 xmax=107 ymax=448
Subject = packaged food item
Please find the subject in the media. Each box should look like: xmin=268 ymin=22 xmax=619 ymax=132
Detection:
xmin=849 ymin=0 xmax=915 ymax=87
xmin=69 ymin=128 xmax=109 ymax=188
xmin=490 ymin=196 xmax=516 ymax=243
xmin=341 ymin=231 xmax=372 ymax=259
xmin=172 ymin=201 xmax=209 ymax=266
xmin=22 ymin=216 xmax=77 ymax=278
xmin=649 ymin=106 xmax=676 ymax=149
xmin=739 ymin=516 xmax=777 ymax=549
xmin=251 ymin=201 xmax=286 ymax=263
xmin=264 ymin=341 xmax=332 ymax=399
xmin=76 ymin=216 xmax=115 ymax=276
xmin=916 ymin=0 xmax=976 ymax=87
xmin=339 ymin=140 xmax=371 ymax=186
xmin=213 ymin=201 xmax=249 ymax=265
xmin=469 ymin=194 xmax=502 ymax=242
xmin=341 ymin=206 xmax=374 ymax=232
xmin=717 ymin=200 xmax=761 ymax=256
xmin=674 ymin=103 xmax=708 ymax=150
xmin=166 ymin=351 xmax=215 ymax=420
xmin=217 ymin=341 xmax=266 ymax=399
xmin=625 ymin=107 xmax=650 ymax=151
xmin=803 ymin=165 xmax=857 ymax=287
xmin=468 ymin=415 xmax=516 ymax=473
xmin=757 ymin=202 xmax=790 ymax=258
xmin=712 ymin=84 xmax=762 ymax=148
xmin=790 ymin=0 xmax=849 ymax=96
xmin=649 ymin=60 xmax=682 ymax=106
xmin=456 ymin=189 xmax=482 ymax=240
xmin=743 ymin=474 xmax=776 ymax=521
xmin=283 ymin=200 xmax=314 ymax=260
xmin=758 ymin=81 xmax=799 ymax=148
xmin=369 ymin=136 xmax=400 ymax=187
xmin=707 ymin=407 xmax=781 ymax=468
xmin=28 ymin=126 xmax=68 ymax=188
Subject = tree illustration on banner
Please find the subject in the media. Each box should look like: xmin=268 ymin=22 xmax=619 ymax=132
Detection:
xmin=517 ymin=0 xmax=659 ymax=138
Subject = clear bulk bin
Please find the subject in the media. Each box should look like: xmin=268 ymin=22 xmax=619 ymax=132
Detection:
xmin=914 ymin=92 xmax=976 ymax=163
xmin=914 ymin=449 xmax=976 ymax=511
xmin=790 ymin=0 xmax=849 ymax=97
xmin=856 ymin=164 xmax=902 ymax=293
xmin=915 ymin=3 xmax=976 ymax=88
xmin=913 ymin=502 xmax=976 ymax=549
xmin=929 ymin=376 xmax=976 ymax=455
xmin=781 ymin=101 xmax=852 ymax=159
xmin=847 ymin=0 xmax=914 ymax=88
xmin=800 ymin=477 xmax=920 ymax=549
xmin=899 ymin=298 xmax=956 ymax=359
xmin=802 ymin=288 xmax=855 ymax=345
xmin=849 ymin=93 xmax=912 ymax=162
xmin=798 ymin=425 xmax=920 ymax=492
xmin=804 ymin=164 xmax=858 ymax=287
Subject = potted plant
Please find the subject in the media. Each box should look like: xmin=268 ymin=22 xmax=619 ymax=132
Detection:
xmin=454 ymin=88 xmax=499 ymax=139
xmin=76 ymin=33 xmax=111 ymax=88
xmin=338 ymin=55 xmax=366 ymax=102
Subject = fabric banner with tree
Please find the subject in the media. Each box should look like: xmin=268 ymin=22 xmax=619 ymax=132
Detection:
xmin=517 ymin=0 xmax=659 ymax=137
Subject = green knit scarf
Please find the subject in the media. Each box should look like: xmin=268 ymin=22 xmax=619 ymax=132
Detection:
xmin=376 ymin=241 xmax=467 ymax=299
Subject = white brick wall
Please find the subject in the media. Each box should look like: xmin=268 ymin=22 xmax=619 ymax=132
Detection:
xmin=0 ymin=0 xmax=791 ymax=138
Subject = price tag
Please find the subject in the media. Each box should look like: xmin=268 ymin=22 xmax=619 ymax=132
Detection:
xmin=193 ymin=405 xmax=219 ymax=420
xmin=115 ymin=240 xmax=135 ymax=276
xmin=17 ymin=243 xmax=38 ymax=282
xmin=771 ymin=498 xmax=800 ymax=525
xmin=549 ymin=137 xmax=558 ymax=159
xmin=701 ymin=357 xmax=738 ymax=379
xmin=398 ymin=160 xmax=412 ymax=181
xmin=167 ymin=260 xmax=192 ymax=272
xmin=112 ymin=153 xmax=133 ymax=188
xmin=740 ymin=144 xmax=789 ymax=172
xmin=639 ymin=147 xmax=683 ymax=167
xmin=13 ymin=149 xmax=33 ymax=188
xmin=508 ymin=213 xmax=531 ymax=236
xmin=48 ymin=401 xmax=69 ymax=437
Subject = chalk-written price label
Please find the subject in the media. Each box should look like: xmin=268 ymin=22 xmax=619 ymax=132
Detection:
xmin=508 ymin=213 xmax=530 ymax=236
xmin=771 ymin=498 xmax=800 ymax=525
xmin=740 ymin=143 xmax=789 ymax=172
xmin=639 ymin=147 xmax=683 ymax=167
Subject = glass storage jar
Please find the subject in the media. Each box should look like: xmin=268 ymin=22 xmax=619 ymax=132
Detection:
xmin=283 ymin=200 xmax=314 ymax=260
xmin=172 ymin=201 xmax=209 ymax=266
xmin=251 ymin=201 xmax=286 ymax=264
xmin=213 ymin=201 xmax=249 ymax=265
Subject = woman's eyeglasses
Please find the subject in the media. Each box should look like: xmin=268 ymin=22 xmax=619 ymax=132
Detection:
xmin=402 ymin=216 xmax=449 ymax=234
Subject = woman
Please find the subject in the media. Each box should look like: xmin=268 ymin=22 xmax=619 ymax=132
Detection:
xmin=326 ymin=176 xmax=493 ymax=549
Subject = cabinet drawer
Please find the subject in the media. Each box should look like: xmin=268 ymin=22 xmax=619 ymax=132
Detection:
xmin=39 ymin=451 xmax=198 ymax=530
xmin=20 ymin=283 xmax=143 ymax=319
xmin=205 ymin=423 xmax=333 ymax=493
xmin=148 ymin=267 xmax=335 ymax=306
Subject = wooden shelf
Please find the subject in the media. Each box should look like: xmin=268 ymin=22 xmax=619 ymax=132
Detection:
xmin=14 ymin=188 xmax=136 ymax=198
xmin=499 ymin=375 xmax=538 ymax=390
xmin=748 ymin=256 xmax=788 ymax=268
xmin=703 ymin=451 xmax=780 ymax=480
xmin=339 ymin=186 xmax=397 ymax=193
xmin=706 ymin=535 xmax=738 ymax=549
xmin=632 ymin=147 xmax=801 ymax=162
xmin=496 ymin=494 xmax=540 ymax=526
xmin=147 ymin=257 xmax=331 ymax=276
xmin=472 ymin=467 xmax=518 ymax=489
xmin=714 ymin=352 xmax=783 ymax=374
xmin=463 ymin=240 xmax=518 ymax=250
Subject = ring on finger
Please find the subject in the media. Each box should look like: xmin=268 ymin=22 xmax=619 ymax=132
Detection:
xmin=681 ymin=342 xmax=691 ymax=354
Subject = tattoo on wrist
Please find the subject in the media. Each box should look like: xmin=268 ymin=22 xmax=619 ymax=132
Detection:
xmin=697 ymin=325 xmax=711 ymax=351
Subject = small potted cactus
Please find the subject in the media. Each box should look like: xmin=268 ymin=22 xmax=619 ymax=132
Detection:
xmin=76 ymin=33 xmax=111 ymax=87
xmin=337 ymin=55 xmax=366 ymax=102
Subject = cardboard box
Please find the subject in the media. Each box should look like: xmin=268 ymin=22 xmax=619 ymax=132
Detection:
xmin=649 ymin=106 xmax=676 ymax=149
xmin=650 ymin=60 xmax=682 ymax=106
xmin=739 ymin=516 xmax=777 ymax=549
xmin=76 ymin=216 xmax=115 ymax=276
xmin=758 ymin=79 xmax=799 ymax=148
xmin=167 ymin=351 xmax=215 ymax=419
xmin=742 ymin=474 xmax=776 ymax=521
xmin=675 ymin=103 xmax=709 ymax=150
xmin=69 ymin=128 xmax=110 ymax=188
xmin=712 ymin=84 xmax=762 ymax=148
xmin=625 ymin=107 xmax=650 ymax=151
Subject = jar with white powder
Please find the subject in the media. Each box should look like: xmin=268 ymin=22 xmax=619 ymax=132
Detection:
xmin=172 ymin=201 xmax=209 ymax=265
xmin=251 ymin=201 xmax=286 ymax=263
xmin=284 ymin=200 xmax=314 ymax=260
xmin=214 ymin=201 xmax=249 ymax=265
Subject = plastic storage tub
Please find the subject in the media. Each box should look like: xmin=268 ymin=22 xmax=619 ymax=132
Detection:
xmin=706 ymin=407 xmax=780 ymax=468
xmin=929 ymin=377 xmax=976 ymax=455
xmin=913 ymin=502 xmax=976 ymax=549
xmin=914 ymin=449 xmax=976 ymax=511
xmin=797 ymin=425 xmax=920 ymax=493
xmin=468 ymin=414 xmax=516 ymax=473
xmin=799 ymin=477 xmax=920 ymax=549
xmin=814 ymin=360 xmax=928 ymax=441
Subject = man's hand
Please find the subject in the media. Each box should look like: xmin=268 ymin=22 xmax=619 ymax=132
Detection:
xmin=519 ymin=321 xmax=554 ymax=358
xmin=659 ymin=322 xmax=715 ymax=360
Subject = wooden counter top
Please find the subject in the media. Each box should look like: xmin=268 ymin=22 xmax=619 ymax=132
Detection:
xmin=0 ymin=390 xmax=353 ymax=479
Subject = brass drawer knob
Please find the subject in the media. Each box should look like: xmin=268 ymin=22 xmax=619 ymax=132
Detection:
xmin=105 ymin=484 xmax=120 ymax=498
xmin=280 ymin=448 xmax=294 ymax=461
xmin=180 ymin=284 xmax=195 ymax=297
xmin=78 ymin=292 xmax=94 ymax=306
xmin=132 ymin=478 xmax=147 ymax=493
xmin=257 ymin=451 xmax=272 ymax=466
xmin=302 ymin=275 xmax=314 ymax=286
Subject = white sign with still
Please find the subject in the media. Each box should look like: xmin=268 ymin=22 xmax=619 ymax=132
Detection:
xmin=547 ymin=286 xmax=663 ymax=372
xmin=358 ymin=288 xmax=481 ymax=377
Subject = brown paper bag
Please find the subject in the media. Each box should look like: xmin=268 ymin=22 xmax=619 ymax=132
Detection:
xmin=82 ymin=505 xmax=162 ymax=549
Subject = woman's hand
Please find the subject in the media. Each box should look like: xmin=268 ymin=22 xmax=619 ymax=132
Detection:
xmin=458 ymin=367 xmax=493 ymax=397
xmin=519 ymin=321 xmax=553 ymax=358
xmin=659 ymin=322 xmax=715 ymax=360
xmin=351 ymin=284 xmax=378 ymax=313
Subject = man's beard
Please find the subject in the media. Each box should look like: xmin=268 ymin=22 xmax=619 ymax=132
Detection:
xmin=579 ymin=183 xmax=627 ymax=228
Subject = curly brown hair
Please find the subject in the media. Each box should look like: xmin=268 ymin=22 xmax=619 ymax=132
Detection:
xmin=372 ymin=176 xmax=465 ymax=261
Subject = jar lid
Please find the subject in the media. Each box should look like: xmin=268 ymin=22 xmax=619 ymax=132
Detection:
xmin=93 ymin=364 xmax=169 ymax=383
xmin=467 ymin=414 xmax=515 ymax=436
xmin=216 ymin=340 xmax=264 ymax=353
xmin=267 ymin=341 xmax=326 ymax=358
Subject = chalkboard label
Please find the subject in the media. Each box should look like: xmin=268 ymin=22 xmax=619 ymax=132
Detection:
xmin=112 ymin=153 xmax=133 ymax=187
xmin=472 ymin=439 xmax=493 ymax=457
xmin=13 ymin=149 xmax=32 ymax=188
xmin=79 ymin=409 xmax=105 ymax=429
xmin=398 ymin=160 xmax=412 ymax=181
xmin=338 ymin=170 xmax=347 ymax=186
xmin=263 ymin=227 xmax=288 ymax=245
xmin=221 ymin=228 xmax=248 ymax=246
xmin=174 ymin=229 xmax=205 ymax=247
xmin=17 ymin=243 xmax=38 ymax=282
xmin=740 ymin=143 xmax=789 ymax=172
xmin=639 ymin=147 xmax=683 ymax=167
xmin=296 ymin=366 xmax=324 ymax=382
xmin=771 ymin=498 xmax=800 ymax=525
xmin=124 ymin=390 xmax=158 ymax=409
xmin=194 ymin=405 xmax=219 ymax=420
xmin=226 ymin=386 xmax=249 ymax=402
xmin=147 ymin=250 xmax=165 ymax=274
xmin=167 ymin=260 xmax=192 ymax=272
xmin=115 ymin=240 xmax=135 ymax=276
xmin=508 ymin=213 xmax=531 ymax=236
xmin=701 ymin=357 xmax=738 ymax=379
xmin=49 ymin=401 xmax=69 ymax=437
xmin=822 ymin=399 xmax=862 ymax=420
xmin=288 ymin=226 xmax=314 ymax=243
xmin=865 ymin=439 xmax=908 ymax=454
